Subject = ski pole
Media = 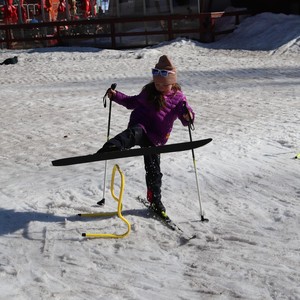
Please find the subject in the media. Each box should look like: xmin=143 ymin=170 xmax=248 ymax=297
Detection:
xmin=183 ymin=103 xmax=209 ymax=222
xmin=98 ymin=83 xmax=117 ymax=206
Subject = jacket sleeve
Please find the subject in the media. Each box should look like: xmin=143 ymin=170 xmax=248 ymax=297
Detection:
xmin=112 ymin=91 xmax=142 ymax=110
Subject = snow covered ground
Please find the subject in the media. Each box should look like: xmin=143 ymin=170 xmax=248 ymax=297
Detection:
xmin=0 ymin=12 xmax=299 ymax=300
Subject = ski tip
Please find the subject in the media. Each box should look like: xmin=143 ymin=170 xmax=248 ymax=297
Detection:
xmin=51 ymin=160 xmax=58 ymax=166
xmin=201 ymin=138 xmax=213 ymax=146
xmin=82 ymin=233 xmax=86 ymax=237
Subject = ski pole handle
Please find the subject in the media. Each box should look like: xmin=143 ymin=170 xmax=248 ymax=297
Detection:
xmin=182 ymin=102 xmax=195 ymax=130
xmin=111 ymin=83 xmax=117 ymax=91
xmin=103 ymin=83 xmax=117 ymax=108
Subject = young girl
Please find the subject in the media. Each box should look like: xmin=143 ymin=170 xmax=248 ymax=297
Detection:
xmin=98 ymin=55 xmax=195 ymax=215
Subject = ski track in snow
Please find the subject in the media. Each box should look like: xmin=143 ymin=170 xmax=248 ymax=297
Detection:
xmin=0 ymin=13 xmax=300 ymax=300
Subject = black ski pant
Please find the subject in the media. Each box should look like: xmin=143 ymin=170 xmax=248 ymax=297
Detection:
xmin=104 ymin=125 xmax=162 ymax=203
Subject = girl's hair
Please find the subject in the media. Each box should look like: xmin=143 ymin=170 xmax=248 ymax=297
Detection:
xmin=142 ymin=82 xmax=181 ymax=111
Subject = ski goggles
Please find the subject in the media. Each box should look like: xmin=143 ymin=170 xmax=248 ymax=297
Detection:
xmin=152 ymin=68 xmax=175 ymax=77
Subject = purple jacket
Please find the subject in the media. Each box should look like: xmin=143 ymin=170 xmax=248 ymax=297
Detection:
xmin=112 ymin=89 xmax=195 ymax=146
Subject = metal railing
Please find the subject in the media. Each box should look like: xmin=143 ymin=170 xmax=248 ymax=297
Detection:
xmin=0 ymin=10 xmax=250 ymax=49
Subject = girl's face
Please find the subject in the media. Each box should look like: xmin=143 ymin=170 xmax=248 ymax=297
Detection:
xmin=154 ymin=82 xmax=173 ymax=94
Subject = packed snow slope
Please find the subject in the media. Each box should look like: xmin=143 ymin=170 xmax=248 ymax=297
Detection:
xmin=0 ymin=13 xmax=299 ymax=300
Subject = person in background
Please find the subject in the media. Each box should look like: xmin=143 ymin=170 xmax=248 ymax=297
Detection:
xmin=70 ymin=0 xmax=77 ymax=19
xmin=19 ymin=0 xmax=28 ymax=23
xmin=57 ymin=0 xmax=67 ymax=20
xmin=2 ymin=0 xmax=18 ymax=24
xmin=81 ymin=0 xmax=90 ymax=18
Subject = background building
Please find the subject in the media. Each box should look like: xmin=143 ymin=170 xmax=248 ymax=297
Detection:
xmin=106 ymin=0 xmax=232 ymax=17
xmin=106 ymin=0 xmax=300 ymax=17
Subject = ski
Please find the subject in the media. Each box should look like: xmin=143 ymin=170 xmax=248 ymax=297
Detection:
xmin=52 ymin=138 xmax=212 ymax=166
xmin=136 ymin=196 xmax=196 ymax=241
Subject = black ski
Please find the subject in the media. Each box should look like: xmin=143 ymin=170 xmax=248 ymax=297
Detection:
xmin=52 ymin=138 xmax=212 ymax=166
xmin=137 ymin=196 xmax=196 ymax=241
